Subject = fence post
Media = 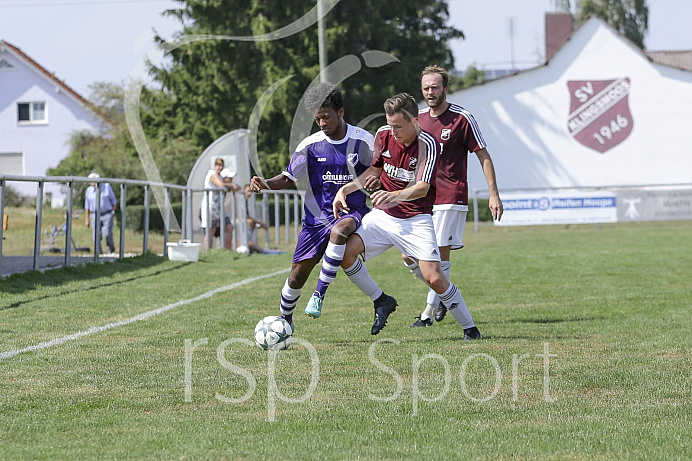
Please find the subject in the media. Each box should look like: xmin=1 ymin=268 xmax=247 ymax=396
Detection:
xmin=93 ymin=183 xmax=101 ymax=262
xmin=188 ymin=188 xmax=194 ymax=242
xmin=205 ymin=190 xmax=212 ymax=250
xmin=163 ymin=187 xmax=171 ymax=257
xmin=274 ymin=194 xmax=280 ymax=245
xmin=184 ymin=188 xmax=191 ymax=241
xmin=0 ymin=179 xmax=5 ymax=274
xmin=33 ymin=181 xmax=44 ymax=271
xmin=262 ymin=193 xmax=270 ymax=249
xmin=284 ymin=193 xmax=290 ymax=244
xmin=119 ymin=184 xmax=126 ymax=259
xmin=64 ymin=181 xmax=74 ymax=267
xmin=219 ymin=189 xmax=226 ymax=249
xmin=143 ymin=184 xmax=150 ymax=254
xmin=474 ymin=189 xmax=480 ymax=233
xmin=230 ymin=191 xmax=237 ymax=249
xmin=293 ymin=193 xmax=299 ymax=242
xmin=181 ymin=188 xmax=188 ymax=241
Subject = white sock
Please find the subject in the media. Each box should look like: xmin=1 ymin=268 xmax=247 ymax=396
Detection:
xmin=426 ymin=260 xmax=450 ymax=306
xmin=280 ymin=279 xmax=301 ymax=318
xmin=421 ymin=303 xmax=435 ymax=320
xmin=344 ymin=259 xmax=383 ymax=301
xmin=438 ymin=283 xmax=475 ymax=329
xmin=403 ymin=260 xmax=426 ymax=283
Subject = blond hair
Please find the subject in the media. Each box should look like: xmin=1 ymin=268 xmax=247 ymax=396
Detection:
xmin=421 ymin=65 xmax=449 ymax=88
xmin=383 ymin=93 xmax=419 ymax=122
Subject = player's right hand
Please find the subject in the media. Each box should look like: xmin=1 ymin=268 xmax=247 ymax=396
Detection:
xmin=333 ymin=189 xmax=350 ymax=218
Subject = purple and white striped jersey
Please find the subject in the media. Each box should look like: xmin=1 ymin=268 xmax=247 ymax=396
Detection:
xmin=283 ymin=124 xmax=374 ymax=226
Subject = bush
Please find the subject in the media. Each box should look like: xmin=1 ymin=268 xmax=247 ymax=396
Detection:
xmin=3 ymin=185 xmax=35 ymax=207
xmin=467 ymin=198 xmax=493 ymax=222
xmin=116 ymin=203 xmax=183 ymax=234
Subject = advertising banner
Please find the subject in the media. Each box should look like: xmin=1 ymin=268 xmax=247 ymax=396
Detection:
xmin=617 ymin=189 xmax=692 ymax=222
xmin=496 ymin=191 xmax=618 ymax=226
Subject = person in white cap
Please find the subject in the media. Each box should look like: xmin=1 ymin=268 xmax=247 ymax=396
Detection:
xmin=84 ymin=172 xmax=118 ymax=254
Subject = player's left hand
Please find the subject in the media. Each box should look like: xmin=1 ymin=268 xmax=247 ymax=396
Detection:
xmin=370 ymin=190 xmax=397 ymax=206
xmin=362 ymin=175 xmax=381 ymax=192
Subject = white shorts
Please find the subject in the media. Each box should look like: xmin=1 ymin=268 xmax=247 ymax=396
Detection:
xmin=355 ymin=208 xmax=441 ymax=262
xmin=432 ymin=208 xmax=467 ymax=250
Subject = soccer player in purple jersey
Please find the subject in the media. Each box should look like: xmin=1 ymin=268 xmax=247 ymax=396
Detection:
xmin=249 ymin=83 xmax=374 ymax=329
xmin=407 ymin=65 xmax=503 ymax=328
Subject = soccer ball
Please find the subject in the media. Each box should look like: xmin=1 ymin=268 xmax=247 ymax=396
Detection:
xmin=236 ymin=245 xmax=250 ymax=254
xmin=254 ymin=315 xmax=293 ymax=351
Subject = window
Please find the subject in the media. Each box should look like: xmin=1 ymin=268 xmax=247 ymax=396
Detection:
xmin=0 ymin=58 xmax=15 ymax=71
xmin=0 ymin=152 xmax=24 ymax=175
xmin=17 ymin=102 xmax=47 ymax=124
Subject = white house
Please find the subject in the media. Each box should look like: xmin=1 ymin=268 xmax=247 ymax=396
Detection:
xmin=448 ymin=16 xmax=692 ymax=193
xmin=0 ymin=40 xmax=105 ymax=207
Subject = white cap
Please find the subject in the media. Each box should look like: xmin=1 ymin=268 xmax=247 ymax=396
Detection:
xmin=220 ymin=168 xmax=236 ymax=178
xmin=88 ymin=172 xmax=100 ymax=179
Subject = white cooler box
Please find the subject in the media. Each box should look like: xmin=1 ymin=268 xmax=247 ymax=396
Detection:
xmin=166 ymin=239 xmax=202 ymax=262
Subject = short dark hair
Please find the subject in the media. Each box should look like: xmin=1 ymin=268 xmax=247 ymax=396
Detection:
xmin=303 ymin=82 xmax=343 ymax=113
xmin=421 ymin=65 xmax=449 ymax=88
xmin=383 ymin=93 xmax=419 ymax=122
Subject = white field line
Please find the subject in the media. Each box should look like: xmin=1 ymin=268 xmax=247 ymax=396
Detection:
xmin=0 ymin=268 xmax=290 ymax=362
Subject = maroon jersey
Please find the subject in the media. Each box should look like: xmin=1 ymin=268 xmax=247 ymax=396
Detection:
xmin=418 ymin=104 xmax=486 ymax=207
xmin=372 ymin=125 xmax=439 ymax=218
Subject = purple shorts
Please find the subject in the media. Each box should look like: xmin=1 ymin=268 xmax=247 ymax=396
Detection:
xmin=292 ymin=210 xmax=367 ymax=263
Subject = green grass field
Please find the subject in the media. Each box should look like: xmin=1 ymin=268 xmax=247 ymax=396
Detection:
xmin=1 ymin=206 xmax=168 ymax=256
xmin=1 ymin=221 xmax=691 ymax=460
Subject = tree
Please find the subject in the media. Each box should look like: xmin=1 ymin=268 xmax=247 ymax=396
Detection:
xmin=448 ymin=65 xmax=487 ymax=92
xmin=143 ymin=0 xmax=463 ymax=178
xmin=49 ymin=82 xmax=198 ymax=204
xmin=576 ymin=0 xmax=648 ymax=49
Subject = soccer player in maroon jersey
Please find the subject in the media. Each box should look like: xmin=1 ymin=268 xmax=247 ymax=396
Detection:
xmin=326 ymin=93 xmax=482 ymax=339
xmin=406 ymin=65 xmax=503 ymax=328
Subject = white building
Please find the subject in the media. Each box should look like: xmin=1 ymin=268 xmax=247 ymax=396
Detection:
xmin=448 ymin=16 xmax=692 ymax=193
xmin=0 ymin=40 xmax=105 ymax=207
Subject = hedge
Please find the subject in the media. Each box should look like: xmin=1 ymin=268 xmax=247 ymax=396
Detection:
xmin=116 ymin=203 xmax=183 ymax=234
xmin=467 ymin=198 xmax=493 ymax=222
xmin=114 ymin=199 xmax=492 ymax=235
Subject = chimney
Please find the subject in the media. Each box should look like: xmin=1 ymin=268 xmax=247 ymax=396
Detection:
xmin=545 ymin=12 xmax=573 ymax=62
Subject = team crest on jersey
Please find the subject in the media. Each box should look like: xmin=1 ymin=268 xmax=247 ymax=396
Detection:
xmin=567 ymin=78 xmax=633 ymax=154
xmin=347 ymin=153 xmax=358 ymax=167
xmin=409 ymin=157 xmax=418 ymax=169
xmin=440 ymin=128 xmax=451 ymax=140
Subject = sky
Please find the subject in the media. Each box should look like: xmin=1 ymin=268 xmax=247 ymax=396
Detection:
xmin=1 ymin=0 xmax=691 ymax=98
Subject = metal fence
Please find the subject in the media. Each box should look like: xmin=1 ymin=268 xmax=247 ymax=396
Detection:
xmin=186 ymin=187 xmax=304 ymax=250
xmin=1 ymin=174 xmax=304 ymax=275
